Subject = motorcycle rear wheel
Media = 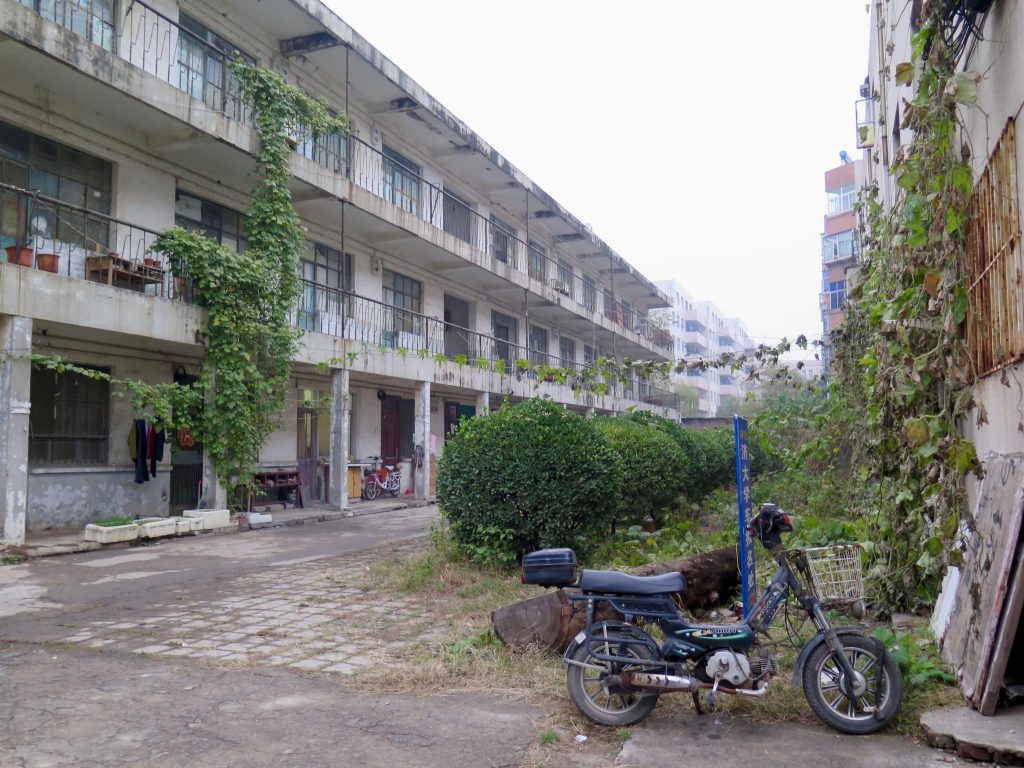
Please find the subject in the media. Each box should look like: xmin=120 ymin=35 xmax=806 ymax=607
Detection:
xmin=801 ymin=634 xmax=903 ymax=735
xmin=566 ymin=629 xmax=660 ymax=727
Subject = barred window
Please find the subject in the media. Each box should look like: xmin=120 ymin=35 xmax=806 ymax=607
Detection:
xmin=29 ymin=366 xmax=110 ymax=465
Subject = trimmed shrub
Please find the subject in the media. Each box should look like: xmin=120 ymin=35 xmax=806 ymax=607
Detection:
xmin=437 ymin=399 xmax=620 ymax=564
xmin=623 ymin=411 xmax=708 ymax=501
xmin=593 ymin=416 xmax=688 ymax=526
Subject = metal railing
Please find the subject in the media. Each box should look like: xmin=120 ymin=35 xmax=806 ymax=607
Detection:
xmin=295 ymin=280 xmax=677 ymax=409
xmin=0 ymin=182 xmax=184 ymax=298
xmin=22 ymin=0 xmax=667 ymax=352
xmin=348 ymin=136 xmax=671 ymax=351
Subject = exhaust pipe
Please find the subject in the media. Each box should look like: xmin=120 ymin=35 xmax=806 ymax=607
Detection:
xmin=614 ymin=671 xmax=698 ymax=692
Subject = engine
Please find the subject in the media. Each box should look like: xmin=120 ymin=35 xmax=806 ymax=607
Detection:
xmin=695 ymin=650 xmax=776 ymax=687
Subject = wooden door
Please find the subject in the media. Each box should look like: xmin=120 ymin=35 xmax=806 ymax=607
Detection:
xmin=380 ymin=395 xmax=401 ymax=466
xmin=297 ymin=405 xmax=319 ymax=502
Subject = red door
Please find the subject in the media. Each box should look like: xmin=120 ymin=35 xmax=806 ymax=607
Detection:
xmin=380 ymin=395 xmax=401 ymax=467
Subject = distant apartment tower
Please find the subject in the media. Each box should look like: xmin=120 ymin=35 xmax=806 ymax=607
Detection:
xmin=654 ymin=280 xmax=755 ymax=416
xmin=820 ymin=158 xmax=864 ymax=372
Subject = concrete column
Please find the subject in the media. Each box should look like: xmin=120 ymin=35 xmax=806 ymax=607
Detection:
xmin=329 ymin=368 xmax=350 ymax=510
xmin=200 ymin=374 xmax=228 ymax=510
xmin=1 ymin=315 xmax=32 ymax=546
xmin=585 ymin=407 xmax=596 ymax=419
xmin=475 ymin=391 xmax=490 ymax=416
xmin=414 ymin=380 xmax=431 ymax=500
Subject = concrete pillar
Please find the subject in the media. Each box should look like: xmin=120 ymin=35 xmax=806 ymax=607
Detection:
xmin=1 ymin=315 xmax=32 ymax=546
xmin=329 ymin=368 xmax=350 ymax=510
xmin=200 ymin=374 xmax=228 ymax=510
xmin=585 ymin=406 xmax=596 ymax=419
xmin=414 ymin=380 xmax=431 ymax=500
xmin=475 ymin=391 xmax=490 ymax=416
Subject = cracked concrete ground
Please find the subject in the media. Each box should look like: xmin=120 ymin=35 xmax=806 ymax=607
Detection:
xmin=0 ymin=505 xmax=976 ymax=767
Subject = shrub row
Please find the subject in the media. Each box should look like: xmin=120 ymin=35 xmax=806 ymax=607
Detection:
xmin=438 ymin=400 xmax=760 ymax=564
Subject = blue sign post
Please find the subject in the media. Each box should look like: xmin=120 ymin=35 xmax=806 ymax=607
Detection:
xmin=734 ymin=415 xmax=756 ymax=618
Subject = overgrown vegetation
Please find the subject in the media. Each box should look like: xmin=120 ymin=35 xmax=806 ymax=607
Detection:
xmin=828 ymin=8 xmax=982 ymax=610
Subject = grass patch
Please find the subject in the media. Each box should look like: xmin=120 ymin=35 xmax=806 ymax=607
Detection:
xmin=538 ymin=728 xmax=558 ymax=745
xmin=93 ymin=516 xmax=136 ymax=527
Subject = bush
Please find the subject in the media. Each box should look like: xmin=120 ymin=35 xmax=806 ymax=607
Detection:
xmin=437 ymin=399 xmax=620 ymax=564
xmin=593 ymin=416 xmax=688 ymax=526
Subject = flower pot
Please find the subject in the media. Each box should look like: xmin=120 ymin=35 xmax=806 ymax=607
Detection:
xmin=83 ymin=522 xmax=139 ymax=544
xmin=144 ymin=258 xmax=161 ymax=268
xmin=35 ymin=253 xmax=59 ymax=273
xmin=6 ymin=245 xmax=32 ymax=267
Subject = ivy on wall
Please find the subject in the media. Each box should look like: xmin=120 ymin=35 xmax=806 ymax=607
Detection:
xmin=830 ymin=8 xmax=983 ymax=610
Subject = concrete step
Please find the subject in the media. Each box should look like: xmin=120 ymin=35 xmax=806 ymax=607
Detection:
xmin=921 ymin=706 xmax=1024 ymax=765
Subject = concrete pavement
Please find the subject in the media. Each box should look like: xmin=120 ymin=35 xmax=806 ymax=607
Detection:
xmin=0 ymin=504 xmax=980 ymax=767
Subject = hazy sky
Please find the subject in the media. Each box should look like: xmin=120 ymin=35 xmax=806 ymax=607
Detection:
xmin=325 ymin=1 xmax=871 ymax=355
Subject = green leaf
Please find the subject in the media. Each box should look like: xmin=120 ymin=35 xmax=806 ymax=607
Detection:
xmin=952 ymin=287 xmax=969 ymax=324
xmin=944 ymin=71 xmax=982 ymax=106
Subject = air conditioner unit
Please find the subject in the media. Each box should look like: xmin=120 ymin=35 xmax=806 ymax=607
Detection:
xmin=550 ymin=278 xmax=570 ymax=295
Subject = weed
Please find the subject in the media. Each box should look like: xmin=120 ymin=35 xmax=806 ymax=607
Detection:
xmin=2 ymin=554 xmax=23 ymax=566
xmin=538 ymin=729 xmax=558 ymax=745
xmin=616 ymin=728 xmax=631 ymax=743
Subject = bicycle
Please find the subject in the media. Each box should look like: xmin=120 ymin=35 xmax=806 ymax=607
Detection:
xmin=361 ymin=456 xmax=402 ymax=499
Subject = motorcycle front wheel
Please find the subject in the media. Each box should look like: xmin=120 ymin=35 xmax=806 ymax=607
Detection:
xmin=566 ymin=630 xmax=659 ymax=727
xmin=363 ymin=481 xmax=379 ymax=500
xmin=802 ymin=634 xmax=903 ymax=735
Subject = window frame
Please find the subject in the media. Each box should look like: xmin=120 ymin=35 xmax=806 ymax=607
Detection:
xmin=29 ymin=365 xmax=111 ymax=466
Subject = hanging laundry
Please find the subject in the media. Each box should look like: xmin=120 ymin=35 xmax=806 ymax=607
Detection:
xmin=131 ymin=419 xmax=149 ymax=484
xmin=148 ymin=424 xmax=165 ymax=477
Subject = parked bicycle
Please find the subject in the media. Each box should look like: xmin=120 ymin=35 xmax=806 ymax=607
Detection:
xmin=361 ymin=456 xmax=402 ymax=500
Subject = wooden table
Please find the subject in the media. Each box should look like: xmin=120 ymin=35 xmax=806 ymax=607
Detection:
xmin=86 ymin=254 xmax=166 ymax=296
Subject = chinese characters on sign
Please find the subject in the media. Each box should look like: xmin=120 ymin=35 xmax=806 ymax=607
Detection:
xmin=734 ymin=415 xmax=756 ymax=618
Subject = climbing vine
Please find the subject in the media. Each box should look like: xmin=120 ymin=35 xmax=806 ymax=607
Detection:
xmin=830 ymin=8 xmax=983 ymax=610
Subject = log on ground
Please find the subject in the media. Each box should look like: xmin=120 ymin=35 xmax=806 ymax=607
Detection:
xmin=492 ymin=545 xmax=738 ymax=652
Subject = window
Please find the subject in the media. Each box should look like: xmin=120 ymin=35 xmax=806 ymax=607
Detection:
xmin=177 ymin=14 xmax=252 ymax=121
xmin=442 ymin=187 xmax=473 ymax=244
xmin=584 ymin=344 xmax=596 ymax=364
xmin=822 ymin=231 xmax=857 ymax=262
xmin=175 ymin=191 xmax=247 ymax=253
xmin=490 ymin=215 xmax=515 ymax=264
xmin=559 ymin=336 xmax=576 ymax=364
xmin=685 ymin=321 xmax=704 ymax=333
xmin=827 ymin=183 xmax=856 ymax=215
xmin=528 ymin=325 xmax=549 ymax=366
xmin=21 ymin=0 xmax=115 ymax=50
xmin=581 ymin=274 xmax=596 ymax=311
xmin=29 ymin=366 xmax=110 ymax=465
xmin=528 ymin=239 xmax=547 ymax=281
xmin=825 ymin=280 xmax=847 ymax=310
xmin=491 ymin=311 xmax=517 ymax=364
xmin=556 ymin=260 xmax=574 ymax=295
xmin=382 ymin=145 xmax=420 ymax=215
xmin=0 ymin=121 xmax=112 ymax=249
xmin=298 ymin=242 xmax=352 ymax=330
xmin=382 ymin=268 xmax=422 ymax=337
xmin=966 ymin=119 xmax=1024 ymax=377
xmin=298 ymin=110 xmax=347 ymax=173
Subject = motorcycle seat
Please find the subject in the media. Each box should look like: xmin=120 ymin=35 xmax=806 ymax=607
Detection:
xmin=579 ymin=569 xmax=685 ymax=595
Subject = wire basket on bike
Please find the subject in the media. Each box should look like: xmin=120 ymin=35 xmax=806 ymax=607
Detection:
xmin=801 ymin=544 xmax=864 ymax=605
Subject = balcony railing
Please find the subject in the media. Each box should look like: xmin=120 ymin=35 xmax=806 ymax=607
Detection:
xmin=0 ymin=182 xmax=184 ymax=298
xmin=19 ymin=0 xmax=667 ymax=352
xmin=295 ymin=280 xmax=677 ymax=409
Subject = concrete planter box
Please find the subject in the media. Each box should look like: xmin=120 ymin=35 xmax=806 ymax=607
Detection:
xmin=138 ymin=518 xmax=177 ymax=538
xmin=83 ymin=523 xmax=139 ymax=544
xmin=183 ymin=508 xmax=233 ymax=531
xmin=246 ymin=512 xmax=273 ymax=525
xmin=173 ymin=516 xmax=203 ymax=534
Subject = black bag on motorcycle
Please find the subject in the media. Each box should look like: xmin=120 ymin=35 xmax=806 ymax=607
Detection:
xmin=521 ymin=548 xmax=578 ymax=587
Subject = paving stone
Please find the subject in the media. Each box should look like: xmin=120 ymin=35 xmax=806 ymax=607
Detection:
xmin=289 ymin=659 xmax=330 ymax=671
xmin=324 ymin=662 xmax=356 ymax=674
xmin=136 ymin=645 xmax=172 ymax=654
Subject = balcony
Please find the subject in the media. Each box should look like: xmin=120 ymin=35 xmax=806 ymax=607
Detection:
xmin=296 ymin=280 xmax=678 ymax=410
xmin=0 ymin=181 xmax=676 ymax=411
xmin=5 ymin=0 xmax=668 ymax=357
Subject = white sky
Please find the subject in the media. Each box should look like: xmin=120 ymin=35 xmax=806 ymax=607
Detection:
xmin=325 ymin=1 xmax=871 ymax=354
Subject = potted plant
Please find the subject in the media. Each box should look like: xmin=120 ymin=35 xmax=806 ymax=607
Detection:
xmin=6 ymin=244 xmax=32 ymax=266
xmin=35 ymin=252 xmax=59 ymax=273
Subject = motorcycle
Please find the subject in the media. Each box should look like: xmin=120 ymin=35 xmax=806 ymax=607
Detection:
xmin=521 ymin=503 xmax=904 ymax=735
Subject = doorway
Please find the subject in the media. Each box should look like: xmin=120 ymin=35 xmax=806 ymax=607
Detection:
xmin=444 ymin=401 xmax=476 ymax=442
xmin=444 ymin=294 xmax=471 ymax=359
xmin=296 ymin=391 xmax=328 ymax=503
xmin=169 ymin=366 xmax=201 ymax=512
xmin=380 ymin=394 xmax=401 ymax=467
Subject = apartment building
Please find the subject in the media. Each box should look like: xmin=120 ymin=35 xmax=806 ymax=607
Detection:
xmin=860 ymin=0 xmax=1022 ymax=715
xmin=653 ymin=279 xmax=755 ymax=416
xmin=0 ymin=0 xmax=679 ymax=544
xmin=818 ymin=157 xmax=865 ymax=374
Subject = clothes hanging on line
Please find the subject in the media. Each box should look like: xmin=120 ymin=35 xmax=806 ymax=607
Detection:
xmin=128 ymin=419 xmax=165 ymax=484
